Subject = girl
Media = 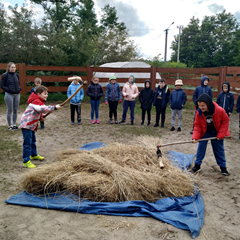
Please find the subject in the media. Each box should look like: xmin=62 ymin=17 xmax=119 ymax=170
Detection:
xmin=86 ymin=76 xmax=103 ymax=124
xmin=119 ymin=75 xmax=139 ymax=125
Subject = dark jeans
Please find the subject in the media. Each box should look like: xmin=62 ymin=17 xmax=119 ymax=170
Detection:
xmin=90 ymin=99 xmax=100 ymax=120
xmin=22 ymin=128 xmax=37 ymax=163
xmin=142 ymin=109 xmax=151 ymax=123
xmin=70 ymin=103 xmax=81 ymax=122
xmin=108 ymin=100 xmax=118 ymax=119
xmin=155 ymin=101 xmax=166 ymax=125
xmin=122 ymin=100 xmax=135 ymax=121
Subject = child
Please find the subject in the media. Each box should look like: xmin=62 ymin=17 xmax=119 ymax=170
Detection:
xmin=30 ymin=77 xmax=45 ymax=129
xmin=237 ymin=94 xmax=240 ymax=140
xmin=153 ymin=78 xmax=170 ymax=127
xmin=86 ymin=76 xmax=104 ymax=124
xmin=67 ymin=77 xmax=84 ymax=125
xmin=119 ymin=75 xmax=139 ymax=125
xmin=191 ymin=76 xmax=213 ymax=134
xmin=216 ymin=82 xmax=234 ymax=116
xmin=19 ymin=86 xmax=61 ymax=168
xmin=169 ymin=79 xmax=187 ymax=132
xmin=105 ymin=76 xmax=122 ymax=124
xmin=139 ymin=79 xmax=154 ymax=126
xmin=191 ymin=93 xmax=230 ymax=175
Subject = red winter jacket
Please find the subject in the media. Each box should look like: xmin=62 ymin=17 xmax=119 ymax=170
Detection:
xmin=192 ymin=102 xmax=230 ymax=140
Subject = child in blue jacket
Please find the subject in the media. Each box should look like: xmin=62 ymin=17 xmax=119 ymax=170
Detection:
xmin=105 ymin=76 xmax=122 ymax=124
xmin=67 ymin=77 xmax=84 ymax=125
xmin=237 ymin=95 xmax=240 ymax=139
xmin=169 ymin=79 xmax=187 ymax=132
xmin=216 ymin=82 xmax=234 ymax=116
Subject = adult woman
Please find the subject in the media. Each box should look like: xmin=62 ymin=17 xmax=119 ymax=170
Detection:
xmin=1 ymin=62 xmax=21 ymax=130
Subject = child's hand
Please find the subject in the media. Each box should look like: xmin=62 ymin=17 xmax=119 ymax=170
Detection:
xmin=192 ymin=139 xmax=198 ymax=143
xmin=40 ymin=117 xmax=45 ymax=121
xmin=229 ymin=112 xmax=231 ymax=116
xmin=105 ymin=101 xmax=108 ymax=105
xmin=55 ymin=104 xmax=61 ymax=110
xmin=119 ymin=99 xmax=122 ymax=103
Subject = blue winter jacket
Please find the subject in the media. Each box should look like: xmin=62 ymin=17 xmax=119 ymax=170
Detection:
xmin=153 ymin=85 xmax=170 ymax=108
xmin=169 ymin=88 xmax=187 ymax=110
xmin=192 ymin=76 xmax=213 ymax=104
xmin=236 ymin=95 xmax=240 ymax=113
xmin=67 ymin=82 xmax=84 ymax=104
xmin=105 ymin=82 xmax=122 ymax=102
xmin=216 ymin=82 xmax=234 ymax=115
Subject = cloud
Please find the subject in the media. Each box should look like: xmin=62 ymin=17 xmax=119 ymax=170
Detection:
xmin=197 ymin=0 xmax=209 ymax=4
xmin=207 ymin=3 xmax=225 ymax=14
xmin=94 ymin=0 xmax=150 ymax=37
xmin=234 ymin=11 xmax=240 ymax=22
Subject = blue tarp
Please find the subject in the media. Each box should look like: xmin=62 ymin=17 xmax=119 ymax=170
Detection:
xmin=5 ymin=142 xmax=203 ymax=239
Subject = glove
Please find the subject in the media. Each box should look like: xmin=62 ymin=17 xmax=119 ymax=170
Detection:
xmin=105 ymin=101 xmax=108 ymax=105
xmin=119 ymin=99 xmax=122 ymax=103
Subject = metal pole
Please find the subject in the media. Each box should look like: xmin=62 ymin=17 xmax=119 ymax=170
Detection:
xmin=164 ymin=29 xmax=168 ymax=62
xmin=177 ymin=26 xmax=183 ymax=62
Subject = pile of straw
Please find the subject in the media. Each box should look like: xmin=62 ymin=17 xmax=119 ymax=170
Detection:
xmin=18 ymin=136 xmax=196 ymax=202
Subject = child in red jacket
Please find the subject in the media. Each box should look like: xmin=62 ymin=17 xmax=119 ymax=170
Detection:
xmin=191 ymin=93 xmax=230 ymax=175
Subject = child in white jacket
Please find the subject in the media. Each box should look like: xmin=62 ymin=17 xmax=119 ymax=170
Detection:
xmin=119 ymin=75 xmax=139 ymax=125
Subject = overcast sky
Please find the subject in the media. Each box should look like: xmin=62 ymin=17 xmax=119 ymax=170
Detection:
xmin=1 ymin=0 xmax=240 ymax=60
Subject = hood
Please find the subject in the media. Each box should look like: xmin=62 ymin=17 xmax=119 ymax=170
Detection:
xmin=70 ymin=81 xmax=80 ymax=87
xmin=144 ymin=79 xmax=151 ymax=88
xmin=129 ymin=75 xmax=135 ymax=84
xmin=201 ymin=76 xmax=210 ymax=87
xmin=222 ymin=82 xmax=230 ymax=93
xmin=27 ymin=92 xmax=45 ymax=105
xmin=196 ymin=93 xmax=214 ymax=114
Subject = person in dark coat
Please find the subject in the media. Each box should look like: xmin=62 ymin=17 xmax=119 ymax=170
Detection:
xmin=237 ymin=94 xmax=240 ymax=140
xmin=139 ymin=79 xmax=154 ymax=126
xmin=153 ymin=78 xmax=170 ymax=128
xmin=0 ymin=62 xmax=21 ymax=130
xmin=86 ymin=76 xmax=104 ymax=124
xmin=216 ymin=82 xmax=234 ymax=116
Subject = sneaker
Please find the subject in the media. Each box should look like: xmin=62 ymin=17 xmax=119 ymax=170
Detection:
xmin=91 ymin=120 xmax=95 ymax=124
xmin=154 ymin=124 xmax=159 ymax=127
xmin=190 ymin=164 xmax=201 ymax=174
xmin=147 ymin=122 xmax=151 ymax=126
xmin=96 ymin=119 xmax=100 ymax=124
xmin=12 ymin=125 xmax=19 ymax=130
xmin=23 ymin=160 xmax=36 ymax=168
xmin=78 ymin=121 xmax=81 ymax=125
xmin=161 ymin=123 xmax=164 ymax=128
xmin=109 ymin=119 xmax=113 ymax=124
xmin=119 ymin=120 xmax=125 ymax=124
xmin=190 ymin=129 xmax=193 ymax=134
xmin=220 ymin=167 xmax=229 ymax=176
xmin=40 ymin=125 xmax=45 ymax=129
xmin=8 ymin=126 xmax=13 ymax=130
xmin=170 ymin=126 xmax=175 ymax=131
xmin=141 ymin=121 xmax=144 ymax=125
xmin=177 ymin=127 xmax=181 ymax=132
xmin=30 ymin=155 xmax=44 ymax=161
xmin=114 ymin=119 xmax=118 ymax=124
xmin=71 ymin=121 xmax=75 ymax=125
xmin=131 ymin=120 xmax=134 ymax=125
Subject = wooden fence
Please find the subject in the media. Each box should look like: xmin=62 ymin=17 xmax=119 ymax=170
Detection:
xmin=0 ymin=63 xmax=240 ymax=104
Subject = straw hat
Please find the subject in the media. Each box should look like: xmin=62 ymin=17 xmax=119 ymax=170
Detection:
xmin=175 ymin=79 xmax=183 ymax=86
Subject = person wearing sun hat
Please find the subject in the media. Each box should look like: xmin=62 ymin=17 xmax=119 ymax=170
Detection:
xmin=169 ymin=79 xmax=187 ymax=132
xmin=105 ymin=76 xmax=122 ymax=124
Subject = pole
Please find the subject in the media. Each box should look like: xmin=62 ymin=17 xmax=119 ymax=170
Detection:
xmin=164 ymin=22 xmax=174 ymax=63
xmin=177 ymin=26 xmax=184 ymax=63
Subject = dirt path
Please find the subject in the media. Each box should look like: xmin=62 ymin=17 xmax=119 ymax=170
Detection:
xmin=0 ymin=103 xmax=240 ymax=240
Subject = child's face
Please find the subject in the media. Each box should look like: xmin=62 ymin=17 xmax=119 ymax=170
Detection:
xmin=92 ymin=78 xmax=99 ymax=84
xmin=73 ymin=80 xmax=78 ymax=85
xmin=146 ymin=82 xmax=150 ymax=88
xmin=175 ymin=85 xmax=182 ymax=89
xmin=198 ymin=101 xmax=209 ymax=112
xmin=223 ymin=86 xmax=228 ymax=93
xmin=129 ymin=76 xmax=134 ymax=84
xmin=37 ymin=90 xmax=48 ymax=101
xmin=110 ymin=79 xmax=116 ymax=84
xmin=204 ymin=80 xmax=209 ymax=86
xmin=9 ymin=64 xmax=16 ymax=72
xmin=35 ymin=82 xmax=41 ymax=87
xmin=159 ymin=82 xmax=165 ymax=89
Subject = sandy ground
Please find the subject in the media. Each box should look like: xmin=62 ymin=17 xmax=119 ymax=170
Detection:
xmin=0 ymin=102 xmax=240 ymax=240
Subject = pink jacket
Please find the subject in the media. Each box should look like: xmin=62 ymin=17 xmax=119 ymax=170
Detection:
xmin=122 ymin=82 xmax=139 ymax=101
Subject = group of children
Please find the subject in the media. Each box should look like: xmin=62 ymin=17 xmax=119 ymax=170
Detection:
xmin=17 ymin=74 xmax=240 ymax=174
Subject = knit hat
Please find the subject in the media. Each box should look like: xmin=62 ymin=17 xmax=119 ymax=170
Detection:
xmin=129 ymin=75 xmax=135 ymax=84
xmin=109 ymin=76 xmax=117 ymax=81
xmin=175 ymin=79 xmax=183 ymax=86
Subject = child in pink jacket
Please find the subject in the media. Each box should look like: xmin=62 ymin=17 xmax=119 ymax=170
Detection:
xmin=119 ymin=75 xmax=139 ymax=125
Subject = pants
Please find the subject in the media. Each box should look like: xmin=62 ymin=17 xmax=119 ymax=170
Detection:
xmin=171 ymin=109 xmax=183 ymax=127
xmin=155 ymin=100 xmax=166 ymax=125
xmin=70 ymin=103 xmax=81 ymax=122
xmin=239 ymin=114 xmax=240 ymax=136
xmin=194 ymin=131 xmax=226 ymax=168
xmin=90 ymin=99 xmax=100 ymax=120
xmin=4 ymin=92 xmax=20 ymax=126
xmin=142 ymin=109 xmax=151 ymax=123
xmin=122 ymin=100 xmax=135 ymax=121
xmin=22 ymin=128 xmax=37 ymax=163
xmin=109 ymin=100 xmax=118 ymax=119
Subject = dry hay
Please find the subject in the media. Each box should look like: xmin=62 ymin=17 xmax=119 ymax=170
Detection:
xmin=18 ymin=135 xmax=196 ymax=202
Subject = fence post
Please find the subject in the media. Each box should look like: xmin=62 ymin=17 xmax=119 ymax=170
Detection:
xmin=19 ymin=63 xmax=27 ymax=95
xmin=217 ymin=66 xmax=226 ymax=97
xmin=87 ymin=65 xmax=93 ymax=83
xmin=150 ymin=66 xmax=156 ymax=89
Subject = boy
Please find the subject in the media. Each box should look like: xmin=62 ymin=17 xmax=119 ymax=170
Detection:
xmin=169 ymin=79 xmax=187 ymax=132
xmin=153 ymin=78 xmax=170 ymax=127
xmin=191 ymin=76 xmax=213 ymax=134
xmin=67 ymin=77 xmax=84 ymax=125
xmin=19 ymin=86 xmax=61 ymax=168
xmin=216 ymin=82 xmax=234 ymax=116
xmin=237 ymin=94 xmax=240 ymax=139
xmin=191 ymin=93 xmax=230 ymax=175
xmin=139 ymin=79 xmax=154 ymax=126
xmin=31 ymin=77 xmax=45 ymax=129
